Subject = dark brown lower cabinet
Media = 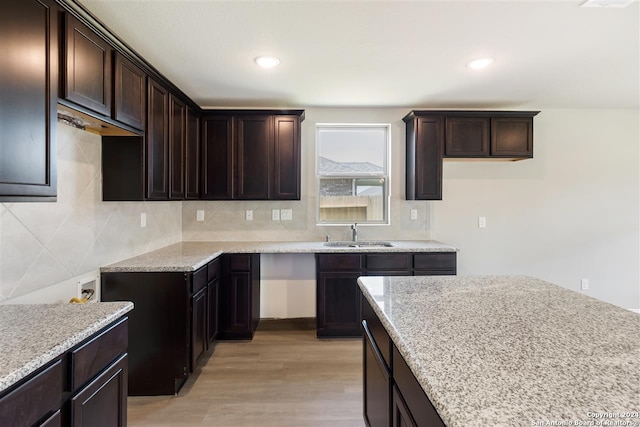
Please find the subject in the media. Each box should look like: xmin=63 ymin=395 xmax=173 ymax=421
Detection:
xmin=0 ymin=317 xmax=128 ymax=427
xmin=392 ymin=385 xmax=415 ymax=427
xmin=219 ymin=254 xmax=261 ymax=340
xmin=70 ymin=354 xmax=127 ymax=427
xmin=317 ymin=252 xmax=456 ymax=338
xmin=363 ymin=320 xmax=391 ymax=427
xmin=191 ymin=287 xmax=208 ymax=369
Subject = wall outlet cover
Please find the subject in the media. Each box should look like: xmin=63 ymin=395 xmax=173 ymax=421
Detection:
xmin=245 ymin=210 xmax=253 ymax=221
xmin=272 ymin=209 xmax=280 ymax=221
xmin=410 ymin=209 xmax=418 ymax=220
xmin=140 ymin=212 xmax=147 ymax=228
xmin=281 ymin=209 xmax=293 ymax=221
xmin=196 ymin=210 xmax=205 ymax=222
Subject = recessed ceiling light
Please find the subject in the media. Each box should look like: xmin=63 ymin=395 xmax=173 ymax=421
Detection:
xmin=254 ymin=56 xmax=280 ymax=69
xmin=466 ymin=57 xmax=495 ymax=70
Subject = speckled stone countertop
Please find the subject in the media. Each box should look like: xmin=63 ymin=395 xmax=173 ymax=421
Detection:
xmin=358 ymin=275 xmax=640 ymax=427
xmin=100 ymin=240 xmax=456 ymax=272
xmin=0 ymin=302 xmax=133 ymax=393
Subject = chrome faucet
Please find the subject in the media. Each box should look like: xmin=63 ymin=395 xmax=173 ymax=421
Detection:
xmin=351 ymin=223 xmax=358 ymax=242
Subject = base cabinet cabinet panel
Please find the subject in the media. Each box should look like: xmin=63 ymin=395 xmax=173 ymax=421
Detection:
xmin=0 ymin=0 xmax=58 ymax=201
xmin=363 ymin=320 xmax=391 ymax=427
xmin=392 ymin=386 xmax=416 ymax=427
xmin=317 ymin=272 xmax=363 ymax=337
xmin=219 ymin=254 xmax=261 ymax=340
xmin=70 ymin=354 xmax=127 ymax=427
xmin=191 ymin=287 xmax=208 ymax=369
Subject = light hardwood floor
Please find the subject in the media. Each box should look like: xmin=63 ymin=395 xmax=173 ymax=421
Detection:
xmin=127 ymin=327 xmax=364 ymax=427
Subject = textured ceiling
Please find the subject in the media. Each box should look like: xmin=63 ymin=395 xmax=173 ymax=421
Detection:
xmin=79 ymin=0 xmax=639 ymax=109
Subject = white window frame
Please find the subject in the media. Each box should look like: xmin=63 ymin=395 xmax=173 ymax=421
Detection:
xmin=315 ymin=123 xmax=391 ymax=226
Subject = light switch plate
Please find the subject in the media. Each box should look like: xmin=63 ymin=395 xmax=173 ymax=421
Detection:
xmin=272 ymin=209 xmax=280 ymax=221
xmin=281 ymin=209 xmax=293 ymax=221
xmin=140 ymin=212 xmax=147 ymax=228
xmin=245 ymin=210 xmax=253 ymax=221
xmin=196 ymin=210 xmax=205 ymax=222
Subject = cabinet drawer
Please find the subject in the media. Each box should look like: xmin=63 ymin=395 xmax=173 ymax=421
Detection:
xmin=413 ymin=252 xmax=456 ymax=272
xmin=362 ymin=298 xmax=391 ymax=369
xmin=229 ymin=254 xmax=251 ymax=271
xmin=207 ymin=258 xmax=221 ymax=282
xmin=70 ymin=317 xmax=127 ymax=390
xmin=317 ymin=254 xmax=362 ymax=272
xmin=366 ymin=254 xmax=410 ymax=272
xmin=0 ymin=359 xmax=63 ymax=427
xmin=393 ymin=346 xmax=445 ymax=427
xmin=192 ymin=265 xmax=207 ymax=294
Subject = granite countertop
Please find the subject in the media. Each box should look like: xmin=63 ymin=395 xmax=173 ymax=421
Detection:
xmin=101 ymin=240 xmax=457 ymax=272
xmin=358 ymin=275 xmax=640 ymax=427
xmin=0 ymin=302 xmax=133 ymax=393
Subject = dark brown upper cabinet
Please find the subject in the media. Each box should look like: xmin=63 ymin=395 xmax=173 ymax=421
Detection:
xmin=405 ymin=115 xmax=444 ymax=200
xmin=64 ymin=14 xmax=113 ymax=117
xmin=201 ymin=110 xmax=304 ymax=201
xmin=169 ymin=94 xmax=186 ymax=200
xmin=147 ymin=78 xmax=169 ymax=200
xmin=185 ymin=107 xmax=201 ymax=199
xmin=405 ymin=110 xmax=539 ymax=200
xmin=0 ymin=0 xmax=59 ymax=202
xmin=114 ymin=52 xmax=146 ymax=131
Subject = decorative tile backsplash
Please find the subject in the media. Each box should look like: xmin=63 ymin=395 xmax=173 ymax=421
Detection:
xmin=0 ymin=123 xmax=182 ymax=302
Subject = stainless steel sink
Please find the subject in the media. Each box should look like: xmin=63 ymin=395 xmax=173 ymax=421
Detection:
xmin=323 ymin=241 xmax=394 ymax=248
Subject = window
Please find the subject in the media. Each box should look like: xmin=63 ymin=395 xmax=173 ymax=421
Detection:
xmin=316 ymin=124 xmax=390 ymax=225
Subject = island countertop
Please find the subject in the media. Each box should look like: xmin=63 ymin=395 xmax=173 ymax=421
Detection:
xmin=0 ymin=302 xmax=133 ymax=393
xmin=357 ymin=275 xmax=640 ymax=427
xmin=100 ymin=240 xmax=457 ymax=273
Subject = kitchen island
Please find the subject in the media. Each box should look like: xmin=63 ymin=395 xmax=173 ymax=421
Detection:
xmin=358 ymin=275 xmax=640 ymax=427
xmin=0 ymin=302 xmax=133 ymax=426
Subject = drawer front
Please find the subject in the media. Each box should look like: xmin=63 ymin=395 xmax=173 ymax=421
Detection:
xmin=413 ymin=252 xmax=456 ymax=273
xmin=317 ymin=254 xmax=362 ymax=272
xmin=192 ymin=265 xmax=208 ymax=294
xmin=366 ymin=254 xmax=410 ymax=272
xmin=229 ymin=254 xmax=251 ymax=271
xmin=393 ymin=346 xmax=445 ymax=427
xmin=71 ymin=317 xmax=128 ymax=390
xmin=362 ymin=298 xmax=391 ymax=368
xmin=0 ymin=359 xmax=63 ymax=427
xmin=207 ymin=257 xmax=221 ymax=282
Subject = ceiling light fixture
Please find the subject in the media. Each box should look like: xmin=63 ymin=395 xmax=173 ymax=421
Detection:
xmin=466 ymin=57 xmax=495 ymax=70
xmin=254 ymin=56 xmax=280 ymax=69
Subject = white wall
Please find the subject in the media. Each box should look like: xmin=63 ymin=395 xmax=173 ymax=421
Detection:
xmin=0 ymin=123 xmax=183 ymax=303
xmin=432 ymin=109 xmax=639 ymax=310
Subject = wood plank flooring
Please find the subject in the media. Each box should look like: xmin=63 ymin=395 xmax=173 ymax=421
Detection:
xmin=127 ymin=326 xmax=364 ymax=427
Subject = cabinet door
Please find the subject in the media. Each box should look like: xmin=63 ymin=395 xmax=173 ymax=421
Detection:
xmin=71 ymin=354 xmax=127 ymax=427
xmin=169 ymin=95 xmax=186 ymax=200
xmin=316 ymin=272 xmax=362 ymax=337
xmin=392 ymin=385 xmax=417 ymax=427
xmin=272 ymin=115 xmax=301 ymax=200
xmin=185 ymin=107 xmax=200 ymax=199
xmin=201 ymin=115 xmax=234 ymax=199
xmin=64 ymin=14 xmax=112 ymax=116
xmin=363 ymin=320 xmax=391 ymax=427
xmin=236 ymin=115 xmax=272 ymax=200
xmin=207 ymin=278 xmax=219 ymax=344
xmin=113 ymin=53 xmax=146 ymax=130
xmin=491 ymin=117 xmax=533 ymax=158
xmin=191 ymin=288 xmax=207 ymax=370
xmin=444 ymin=117 xmax=489 ymax=157
xmin=221 ymin=272 xmax=252 ymax=337
xmin=0 ymin=0 xmax=58 ymax=201
xmin=406 ymin=116 xmax=443 ymax=200
xmin=146 ymin=78 xmax=169 ymax=199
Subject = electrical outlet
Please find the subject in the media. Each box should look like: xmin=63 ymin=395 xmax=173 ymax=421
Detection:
xmin=196 ymin=210 xmax=205 ymax=221
xmin=410 ymin=209 xmax=418 ymax=220
xmin=272 ymin=209 xmax=280 ymax=221
xmin=245 ymin=210 xmax=253 ymax=221
xmin=478 ymin=216 xmax=486 ymax=228
xmin=140 ymin=212 xmax=147 ymax=228
xmin=281 ymin=209 xmax=293 ymax=221
xmin=581 ymin=278 xmax=589 ymax=290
